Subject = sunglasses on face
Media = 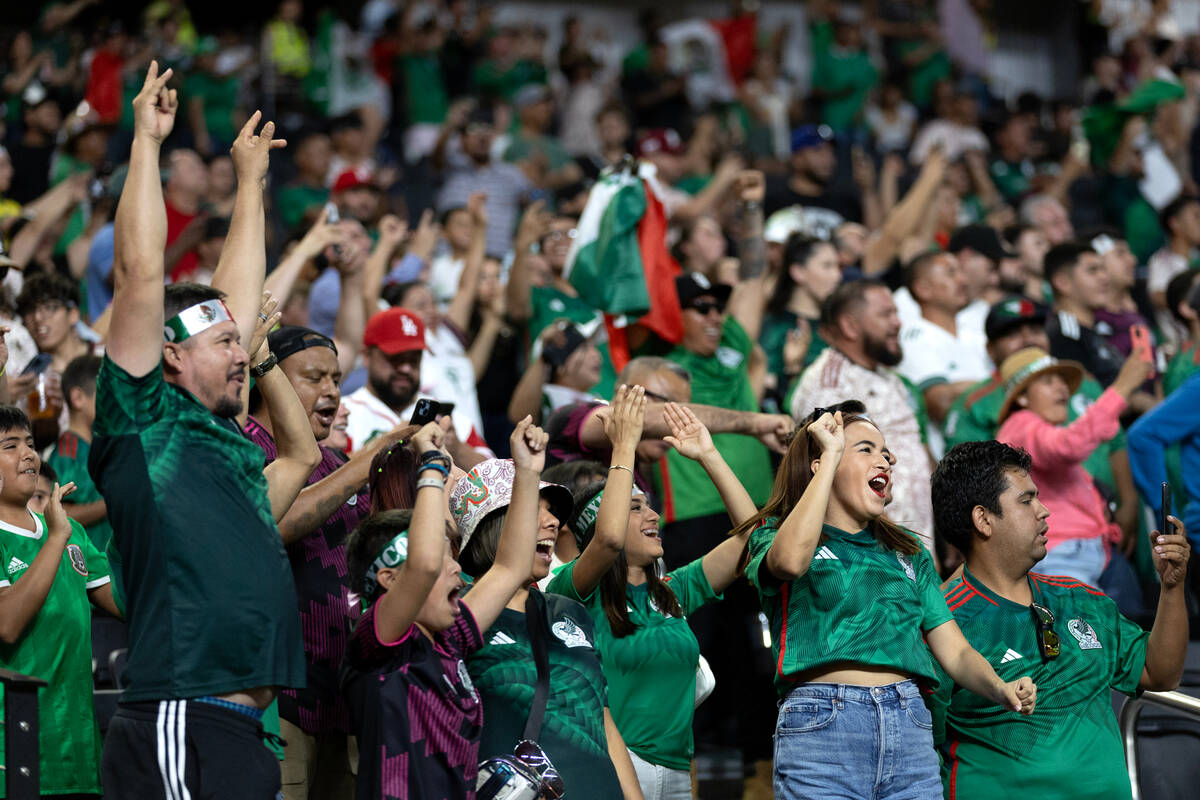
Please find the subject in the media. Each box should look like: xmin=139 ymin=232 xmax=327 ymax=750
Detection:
xmin=513 ymin=740 xmax=564 ymax=799
xmin=688 ymin=300 xmax=725 ymax=316
xmin=1030 ymin=602 xmax=1060 ymax=661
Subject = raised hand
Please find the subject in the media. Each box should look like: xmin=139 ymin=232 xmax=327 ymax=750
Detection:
xmin=44 ymin=481 xmax=78 ymax=537
xmin=663 ymin=402 xmax=716 ymax=462
xmin=230 ymin=111 xmax=287 ymax=188
xmin=515 ymin=199 xmax=551 ymax=251
xmin=298 ymin=204 xmax=348 ymax=257
xmin=601 ymin=384 xmax=647 ymax=455
xmin=734 ymin=169 xmax=765 ymax=204
xmin=807 ymin=410 xmax=845 ymax=455
xmin=131 ymin=61 xmax=178 ymax=144
xmin=412 ymin=417 xmax=452 ymax=457
xmin=1151 ymin=515 xmax=1191 ymax=590
xmin=783 ymin=320 xmax=812 ymax=375
xmin=510 ymin=415 xmax=549 ymax=473
xmin=377 ymin=214 xmax=408 ymax=246
xmin=467 ymin=191 xmax=489 ymax=230
xmin=408 ymin=209 xmax=440 ymax=262
xmin=248 ymin=292 xmax=281 ymax=363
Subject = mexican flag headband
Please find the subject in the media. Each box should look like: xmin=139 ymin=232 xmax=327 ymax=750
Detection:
xmin=164 ymin=299 xmax=235 ymax=343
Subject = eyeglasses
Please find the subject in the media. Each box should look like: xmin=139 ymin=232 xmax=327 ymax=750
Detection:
xmin=687 ymin=300 xmax=725 ymax=316
xmin=513 ymin=740 xmax=564 ymax=799
xmin=641 ymin=388 xmax=672 ymax=402
xmin=543 ymin=229 xmax=577 ymax=243
xmin=1030 ymin=602 xmax=1060 ymax=661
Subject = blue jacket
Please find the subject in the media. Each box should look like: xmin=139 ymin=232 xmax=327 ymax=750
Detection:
xmin=1127 ymin=373 xmax=1200 ymax=542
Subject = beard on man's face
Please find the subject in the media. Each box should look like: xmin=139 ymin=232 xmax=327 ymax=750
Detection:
xmin=369 ymin=371 xmax=419 ymax=412
xmin=863 ymin=333 xmax=902 ymax=367
xmin=213 ymin=395 xmax=244 ymax=419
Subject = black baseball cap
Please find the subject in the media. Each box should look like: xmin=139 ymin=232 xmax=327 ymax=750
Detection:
xmin=268 ymin=326 xmax=338 ymax=363
xmin=676 ymin=272 xmax=732 ymax=308
xmin=984 ymin=296 xmax=1047 ymax=341
xmin=948 ymin=224 xmax=1016 ymax=262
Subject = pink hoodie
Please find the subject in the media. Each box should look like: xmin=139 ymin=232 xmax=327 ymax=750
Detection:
xmin=995 ymin=388 xmax=1126 ymax=552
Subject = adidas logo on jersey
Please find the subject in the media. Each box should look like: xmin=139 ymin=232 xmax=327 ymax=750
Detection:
xmin=489 ymin=631 xmax=516 ymax=646
xmin=813 ymin=546 xmax=839 ymax=561
xmin=1000 ymin=648 xmax=1024 ymax=663
xmin=7 ymin=556 xmax=28 ymax=574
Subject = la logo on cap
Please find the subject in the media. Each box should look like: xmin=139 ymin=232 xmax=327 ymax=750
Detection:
xmin=400 ymin=314 xmax=418 ymax=337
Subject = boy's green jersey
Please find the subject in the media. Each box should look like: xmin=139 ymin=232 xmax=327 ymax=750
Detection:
xmin=0 ymin=514 xmax=110 ymax=797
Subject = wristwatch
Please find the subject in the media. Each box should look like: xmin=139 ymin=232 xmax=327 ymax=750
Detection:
xmin=249 ymin=352 xmax=278 ymax=379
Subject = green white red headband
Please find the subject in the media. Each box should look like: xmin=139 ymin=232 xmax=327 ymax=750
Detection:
xmin=164 ymin=299 xmax=235 ymax=343
xmin=364 ymin=530 xmax=409 ymax=597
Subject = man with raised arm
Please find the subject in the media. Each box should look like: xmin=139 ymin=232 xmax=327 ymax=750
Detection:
xmin=91 ymin=63 xmax=321 ymax=800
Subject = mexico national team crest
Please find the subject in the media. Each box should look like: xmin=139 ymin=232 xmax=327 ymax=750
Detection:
xmin=66 ymin=544 xmax=87 ymax=576
xmin=896 ymin=553 xmax=916 ymax=581
xmin=1067 ymin=618 xmax=1103 ymax=650
xmin=552 ymin=617 xmax=592 ymax=649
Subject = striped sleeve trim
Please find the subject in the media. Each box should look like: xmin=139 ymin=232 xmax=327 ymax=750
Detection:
xmin=86 ymin=575 xmax=112 ymax=590
xmin=1031 ymin=572 xmax=1105 ymax=596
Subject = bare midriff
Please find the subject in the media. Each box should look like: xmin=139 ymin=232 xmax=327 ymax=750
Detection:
xmin=795 ymin=662 xmax=911 ymax=687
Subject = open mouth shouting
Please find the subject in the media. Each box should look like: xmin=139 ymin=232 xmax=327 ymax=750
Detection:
xmin=312 ymin=400 xmax=338 ymax=428
xmin=535 ymin=536 xmax=555 ymax=564
xmin=642 ymin=524 xmax=661 ymax=543
xmin=868 ymin=472 xmax=889 ymax=498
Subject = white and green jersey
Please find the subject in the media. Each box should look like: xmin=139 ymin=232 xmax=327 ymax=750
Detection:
xmin=0 ymin=513 xmax=110 ymax=797
xmin=931 ymin=568 xmax=1148 ymax=800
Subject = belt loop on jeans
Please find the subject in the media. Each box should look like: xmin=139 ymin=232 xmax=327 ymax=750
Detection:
xmin=836 ymin=684 xmax=846 ymax=706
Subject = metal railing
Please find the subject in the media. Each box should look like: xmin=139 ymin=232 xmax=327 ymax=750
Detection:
xmin=1121 ymin=689 xmax=1200 ymax=800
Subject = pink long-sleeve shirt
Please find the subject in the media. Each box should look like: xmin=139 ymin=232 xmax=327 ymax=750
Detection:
xmin=996 ymin=388 xmax=1127 ymax=552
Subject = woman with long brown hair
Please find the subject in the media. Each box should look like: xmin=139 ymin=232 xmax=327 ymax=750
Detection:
xmin=739 ymin=401 xmax=1037 ymax=799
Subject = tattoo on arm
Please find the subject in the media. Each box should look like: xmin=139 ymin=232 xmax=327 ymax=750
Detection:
xmin=738 ymin=206 xmax=766 ymax=280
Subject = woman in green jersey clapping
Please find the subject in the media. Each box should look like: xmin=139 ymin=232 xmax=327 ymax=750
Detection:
xmin=738 ymin=402 xmax=1037 ymax=799
xmin=547 ymin=388 xmax=757 ymax=800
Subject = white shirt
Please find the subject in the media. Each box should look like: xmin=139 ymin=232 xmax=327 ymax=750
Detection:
xmin=898 ymin=315 xmax=992 ymax=458
xmin=342 ymin=385 xmax=492 ymax=456
xmin=425 ymin=323 xmax=484 ymax=435
xmin=789 ymin=348 xmax=935 ymax=549
xmin=909 ymin=119 xmax=989 ymax=165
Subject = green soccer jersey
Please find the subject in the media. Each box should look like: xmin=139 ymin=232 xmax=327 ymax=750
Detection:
xmin=0 ymin=514 xmax=109 ymax=797
xmin=747 ymin=521 xmax=953 ymax=695
xmin=547 ymin=558 xmax=720 ymax=770
xmin=466 ymin=589 xmax=621 ymax=798
xmin=528 ymin=286 xmax=616 ymax=399
xmin=90 ymin=356 xmax=304 ymax=702
xmin=759 ymin=310 xmax=828 ymax=381
xmin=653 ymin=317 xmax=773 ymax=523
xmin=931 ymin=568 xmax=1148 ymax=800
xmin=944 ymin=373 xmax=1123 ymax=490
xmin=46 ymin=430 xmax=113 ymax=550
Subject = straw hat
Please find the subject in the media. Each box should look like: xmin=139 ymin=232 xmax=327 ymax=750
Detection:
xmin=997 ymin=347 xmax=1085 ymax=422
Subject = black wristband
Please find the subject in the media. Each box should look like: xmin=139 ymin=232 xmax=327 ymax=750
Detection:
xmin=420 ymin=450 xmax=451 ymax=469
xmin=249 ymin=352 xmax=278 ymax=379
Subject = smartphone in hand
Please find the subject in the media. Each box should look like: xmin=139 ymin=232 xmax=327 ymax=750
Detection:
xmin=1161 ymin=482 xmax=1172 ymax=536
xmin=1130 ymin=324 xmax=1153 ymax=364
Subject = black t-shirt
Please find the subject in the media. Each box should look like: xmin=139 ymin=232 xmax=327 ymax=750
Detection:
xmin=763 ymin=174 xmax=863 ymax=235
xmin=5 ymin=138 xmax=54 ymax=203
xmin=1046 ymin=309 xmax=1125 ymax=387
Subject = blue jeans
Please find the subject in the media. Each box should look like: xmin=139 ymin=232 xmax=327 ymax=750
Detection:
xmin=773 ymin=681 xmax=942 ymax=800
xmin=1034 ymin=537 xmax=1107 ymax=587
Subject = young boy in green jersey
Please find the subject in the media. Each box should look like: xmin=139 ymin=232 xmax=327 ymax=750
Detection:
xmin=47 ymin=354 xmax=113 ymax=549
xmin=931 ymin=440 xmax=1190 ymax=800
xmin=0 ymin=405 xmax=123 ymax=798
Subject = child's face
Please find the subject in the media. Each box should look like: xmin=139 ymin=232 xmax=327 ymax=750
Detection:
xmin=0 ymin=426 xmax=39 ymax=505
xmin=28 ymin=477 xmax=52 ymax=515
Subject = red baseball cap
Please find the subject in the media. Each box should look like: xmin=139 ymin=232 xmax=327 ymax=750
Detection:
xmin=637 ymin=128 xmax=684 ymax=158
xmin=363 ymin=308 xmax=426 ymax=354
xmin=331 ymin=167 xmax=376 ymax=194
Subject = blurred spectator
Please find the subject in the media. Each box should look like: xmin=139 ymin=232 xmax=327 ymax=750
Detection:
xmin=741 ymin=50 xmax=795 ymax=160
xmin=5 ymin=86 xmax=62 ymax=203
xmin=760 ymin=235 xmax=839 ymax=397
xmin=1003 ymin=223 xmax=1053 ymax=303
xmin=278 ymin=129 xmax=332 ymax=231
xmin=504 ymin=84 xmax=583 ymax=191
xmin=621 ymin=37 xmax=690 ymax=132
xmin=1147 ymin=195 xmax=1200 ymax=345
xmin=162 ymin=148 xmax=209 ymax=282
xmin=790 ymin=279 xmax=936 ymax=544
xmin=866 ymin=80 xmax=918 ymax=155
xmin=435 ymin=102 xmax=531 ymax=256
xmin=809 ymin=1 xmax=879 ymax=134
xmin=909 ymin=90 xmax=988 ymax=164
xmin=185 ymin=36 xmax=242 ymax=158
xmin=559 ymin=51 xmax=607 ymax=159
xmin=764 ymin=125 xmax=870 ymax=236
xmin=1020 ymin=193 xmax=1075 ymax=246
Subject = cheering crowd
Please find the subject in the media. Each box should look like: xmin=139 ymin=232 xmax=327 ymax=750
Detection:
xmin=2 ymin=1 xmax=1200 ymax=799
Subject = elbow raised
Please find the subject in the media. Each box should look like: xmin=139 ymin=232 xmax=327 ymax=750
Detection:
xmin=767 ymin=552 xmax=805 ymax=583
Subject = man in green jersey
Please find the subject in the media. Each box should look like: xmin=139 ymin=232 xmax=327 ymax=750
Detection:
xmin=930 ymin=440 xmax=1190 ymax=800
xmin=92 ymin=63 xmax=320 ymax=800
xmin=0 ymin=405 xmax=121 ymax=799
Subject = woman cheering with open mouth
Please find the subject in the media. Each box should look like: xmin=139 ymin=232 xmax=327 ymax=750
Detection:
xmin=739 ymin=402 xmax=1037 ymax=799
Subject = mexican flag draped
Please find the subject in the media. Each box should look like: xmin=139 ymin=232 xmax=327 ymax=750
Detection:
xmin=563 ymin=163 xmax=683 ymax=371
